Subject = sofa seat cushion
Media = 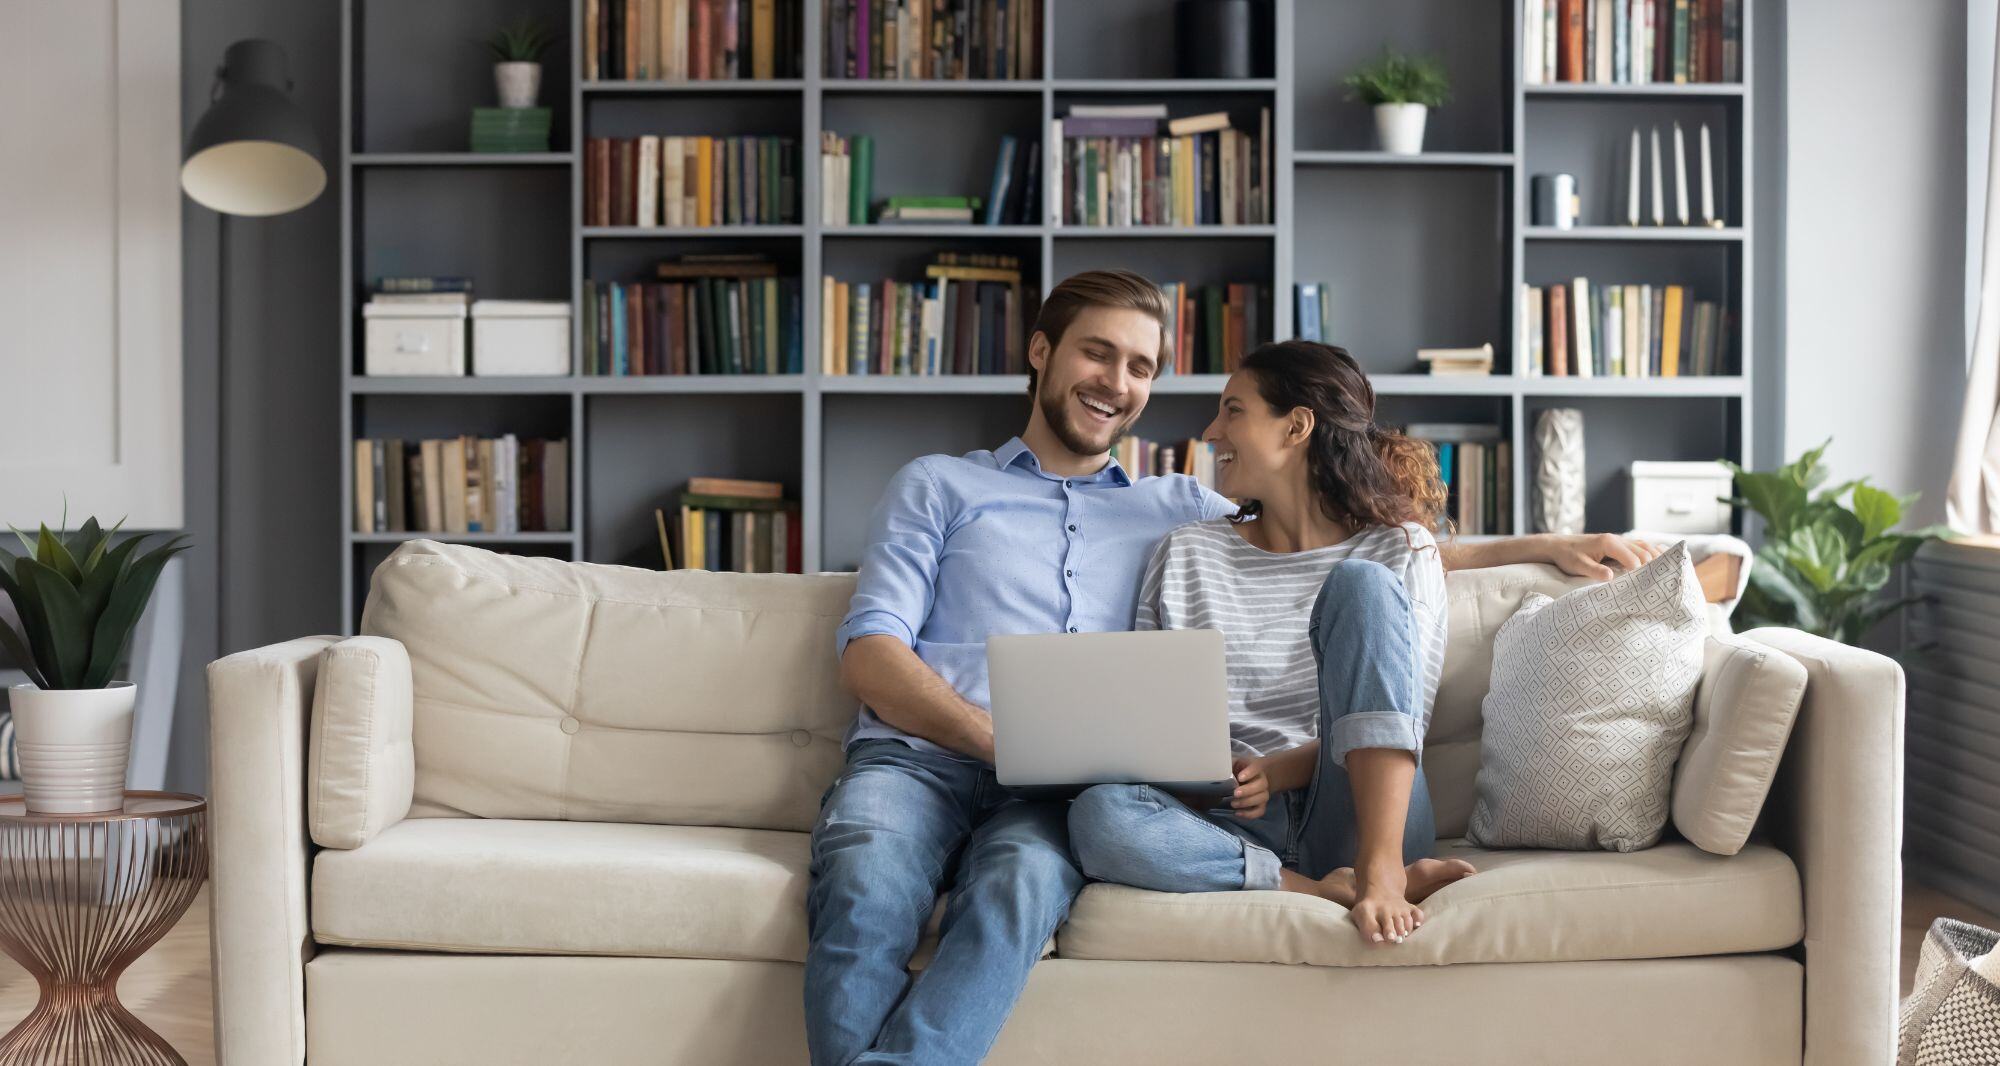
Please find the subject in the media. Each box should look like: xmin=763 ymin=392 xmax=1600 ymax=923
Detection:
xmin=1055 ymin=838 xmax=1801 ymax=968
xmin=310 ymin=817 xmax=1045 ymax=968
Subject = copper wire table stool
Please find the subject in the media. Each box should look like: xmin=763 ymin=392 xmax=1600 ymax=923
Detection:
xmin=0 ymin=792 xmax=207 ymax=1065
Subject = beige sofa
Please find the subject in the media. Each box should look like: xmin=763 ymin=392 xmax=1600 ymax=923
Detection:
xmin=207 ymin=541 xmax=1904 ymax=1065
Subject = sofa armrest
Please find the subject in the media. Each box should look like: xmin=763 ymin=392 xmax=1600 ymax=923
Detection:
xmin=208 ymin=636 xmax=341 ymax=1066
xmin=308 ymin=635 xmax=415 ymax=850
xmin=1741 ymin=627 xmax=1903 ymax=1066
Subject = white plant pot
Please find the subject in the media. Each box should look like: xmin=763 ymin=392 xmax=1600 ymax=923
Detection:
xmin=495 ymin=61 xmax=542 ymax=109
xmin=10 ymin=682 xmax=135 ymax=814
xmin=1374 ymin=103 xmax=1429 ymax=155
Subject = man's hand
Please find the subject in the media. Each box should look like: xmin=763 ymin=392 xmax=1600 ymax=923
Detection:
xmin=1540 ymin=533 xmax=1664 ymax=581
xmin=1227 ymin=756 xmax=1270 ymax=820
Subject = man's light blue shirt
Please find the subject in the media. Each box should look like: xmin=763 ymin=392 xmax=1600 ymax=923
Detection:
xmin=836 ymin=437 xmax=1236 ymax=759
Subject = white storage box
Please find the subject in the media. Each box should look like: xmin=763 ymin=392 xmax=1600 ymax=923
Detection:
xmin=472 ymin=300 xmax=571 ymax=376
xmin=1629 ymin=460 xmax=1735 ymax=534
xmin=363 ymin=302 xmax=467 ymax=376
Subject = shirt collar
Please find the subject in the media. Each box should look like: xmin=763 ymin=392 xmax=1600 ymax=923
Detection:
xmin=994 ymin=437 xmax=1133 ymax=487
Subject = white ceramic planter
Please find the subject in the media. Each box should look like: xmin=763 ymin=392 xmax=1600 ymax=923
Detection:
xmin=1374 ymin=103 xmax=1429 ymax=155
xmin=495 ymin=62 xmax=542 ymax=108
xmin=10 ymin=682 xmax=135 ymax=814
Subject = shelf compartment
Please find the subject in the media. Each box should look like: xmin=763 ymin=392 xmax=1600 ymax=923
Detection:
xmin=353 ymin=0 xmax=572 ymax=154
xmin=1522 ymin=395 xmax=1740 ymax=533
xmin=1294 ymin=0 xmax=1510 ymax=154
xmin=1051 ymin=0 xmax=1270 ymax=81
xmin=1524 ymin=96 xmax=1742 ymax=229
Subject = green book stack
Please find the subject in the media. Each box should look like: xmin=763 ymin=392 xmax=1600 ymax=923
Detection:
xmin=471 ymin=107 xmax=551 ymax=153
xmin=877 ymin=194 xmax=982 ymax=224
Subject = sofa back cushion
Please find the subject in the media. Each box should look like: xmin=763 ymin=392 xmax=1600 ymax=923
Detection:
xmin=361 ymin=541 xmax=859 ymax=832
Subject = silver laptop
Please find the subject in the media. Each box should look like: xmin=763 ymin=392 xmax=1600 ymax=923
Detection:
xmin=986 ymin=629 xmax=1235 ymax=797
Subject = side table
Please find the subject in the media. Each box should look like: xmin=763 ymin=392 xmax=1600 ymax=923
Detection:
xmin=0 ymin=791 xmax=207 ymax=1065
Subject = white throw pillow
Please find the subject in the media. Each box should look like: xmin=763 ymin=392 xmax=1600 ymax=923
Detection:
xmin=1468 ymin=541 xmax=1707 ymax=852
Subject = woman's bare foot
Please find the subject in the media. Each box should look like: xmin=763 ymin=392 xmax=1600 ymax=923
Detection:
xmin=1277 ymin=859 xmax=1477 ymax=944
xmin=1404 ymin=857 xmax=1477 ymax=904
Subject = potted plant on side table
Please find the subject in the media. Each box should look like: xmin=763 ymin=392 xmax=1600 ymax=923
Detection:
xmin=1344 ymin=47 xmax=1451 ymax=156
xmin=0 ymin=518 xmax=188 ymax=814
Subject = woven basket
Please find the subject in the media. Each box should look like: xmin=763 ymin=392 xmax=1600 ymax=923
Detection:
xmin=1901 ymin=917 xmax=2000 ymax=1065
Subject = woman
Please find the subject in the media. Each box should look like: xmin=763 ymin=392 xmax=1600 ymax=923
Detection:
xmin=1068 ymin=339 xmax=1472 ymax=945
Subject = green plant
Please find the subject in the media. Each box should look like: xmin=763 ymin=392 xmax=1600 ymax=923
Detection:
xmin=486 ymin=17 xmax=555 ymax=63
xmin=0 ymin=516 xmax=189 ymax=690
xmin=1721 ymin=440 xmax=1950 ymax=644
xmin=1343 ymin=48 xmax=1452 ymax=108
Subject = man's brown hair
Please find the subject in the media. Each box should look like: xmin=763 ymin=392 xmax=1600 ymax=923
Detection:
xmin=1026 ymin=270 xmax=1173 ymax=398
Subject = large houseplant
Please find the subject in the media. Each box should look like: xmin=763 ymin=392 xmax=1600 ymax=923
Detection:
xmin=1343 ymin=47 xmax=1451 ymax=155
xmin=1721 ymin=441 xmax=1949 ymax=645
xmin=0 ymin=517 xmax=188 ymax=813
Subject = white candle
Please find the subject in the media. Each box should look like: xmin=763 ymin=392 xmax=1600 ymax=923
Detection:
xmin=1673 ymin=121 xmax=1689 ymax=225
xmin=1628 ymin=128 xmax=1640 ymax=226
xmin=1650 ymin=126 xmax=1664 ymax=225
xmin=1700 ymin=122 xmax=1716 ymax=224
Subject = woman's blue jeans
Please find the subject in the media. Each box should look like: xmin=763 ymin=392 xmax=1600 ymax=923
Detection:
xmin=1068 ymin=558 xmax=1437 ymax=890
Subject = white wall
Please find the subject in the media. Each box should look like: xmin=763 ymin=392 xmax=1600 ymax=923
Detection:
xmin=1783 ymin=0 xmax=1968 ymax=524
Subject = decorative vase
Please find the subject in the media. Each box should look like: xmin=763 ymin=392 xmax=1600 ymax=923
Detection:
xmin=1374 ymin=103 xmax=1428 ymax=155
xmin=1534 ymin=408 xmax=1586 ymax=535
xmin=9 ymin=682 xmax=135 ymax=814
xmin=494 ymin=61 xmax=541 ymax=108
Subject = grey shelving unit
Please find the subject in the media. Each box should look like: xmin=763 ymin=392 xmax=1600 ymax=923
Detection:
xmin=339 ymin=0 xmax=1755 ymax=630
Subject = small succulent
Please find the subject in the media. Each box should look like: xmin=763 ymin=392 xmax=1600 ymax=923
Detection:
xmin=0 ymin=514 xmax=189 ymax=690
xmin=487 ymin=17 xmax=556 ymax=63
xmin=1343 ymin=48 xmax=1452 ymax=108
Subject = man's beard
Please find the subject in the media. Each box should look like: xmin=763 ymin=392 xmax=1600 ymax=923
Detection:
xmin=1036 ymin=380 xmax=1132 ymax=457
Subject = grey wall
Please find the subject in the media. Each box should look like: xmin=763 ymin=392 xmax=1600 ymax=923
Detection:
xmin=171 ymin=0 xmax=343 ymax=792
xmin=1781 ymin=0 xmax=1967 ymax=526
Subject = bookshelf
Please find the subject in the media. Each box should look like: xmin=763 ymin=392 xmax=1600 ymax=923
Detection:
xmin=339 ymin=0 xmax=1756 ymax=629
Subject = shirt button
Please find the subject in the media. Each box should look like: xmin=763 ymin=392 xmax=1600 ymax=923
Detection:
xmin=1063 ymin=480 xmax=1071 ymax=488
xmin=1068 ymin=627 xmax=1078 ymax=633
xmin=1067 ymin=524 xmax=1077 ymax=532
xmin=1066 ymin=569 xmax=1075 ymax=577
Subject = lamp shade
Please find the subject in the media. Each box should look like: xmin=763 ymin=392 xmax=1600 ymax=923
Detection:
xmin=181 ymin=39 xmax=325 ymax=217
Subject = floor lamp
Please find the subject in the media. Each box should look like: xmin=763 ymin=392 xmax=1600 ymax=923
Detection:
xmin=180 ymin=39 xmax=325 ymax=656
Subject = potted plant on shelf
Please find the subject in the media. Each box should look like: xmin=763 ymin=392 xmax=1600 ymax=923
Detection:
xmin=488 ymin=17 xmax=555 ymax=108
xmin=0 ymin=517 xmax=188 ymax=813
xmin=1343 ymin=48 xmax=1451 ymax=156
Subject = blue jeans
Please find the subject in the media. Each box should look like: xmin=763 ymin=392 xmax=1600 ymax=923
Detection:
xmin=1068 ymin=559 xmax=1437 ymax=890
xmin=805 ymin=739 xmax=1084 ymax=1066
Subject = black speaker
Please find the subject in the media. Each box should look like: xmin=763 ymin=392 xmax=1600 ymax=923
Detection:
xmin=1175 ymin=0 xmax=1254 ymax=80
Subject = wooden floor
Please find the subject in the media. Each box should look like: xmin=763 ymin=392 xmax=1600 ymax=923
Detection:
xmin=0 ymin=880 xmax=1993 ymax=1064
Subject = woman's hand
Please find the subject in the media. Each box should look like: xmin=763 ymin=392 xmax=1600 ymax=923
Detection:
xmin=1539 ymin=533 xmax=1664 ymax=581
xmin=1228 ymin=756 xmax=1270 ymax=819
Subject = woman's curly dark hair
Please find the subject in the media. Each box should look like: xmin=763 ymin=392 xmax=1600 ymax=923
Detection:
xmin=1230 ymin=340 xmax=1449 ymax=535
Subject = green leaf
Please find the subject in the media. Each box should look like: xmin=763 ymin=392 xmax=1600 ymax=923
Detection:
xmin=0 ymin=618 xmax=47 ymax=689
xmin=8 ymin=526 xmax=34 ymax=557
xmin=1747 ymin=550 xmax=1826 ymax=634
xmin=1728 ymin=467 xmax=1810 ymax=537
xmin=0 ymin=557 xmax=58 ymax=685
xmin=35 ymin=524 xmax=82 ymax=586
xmin=78 ymin=516 xmax=124 ymax=574
xmin=81 ymin=536 xmax=188 ymax=689
xmin=76 ymin=535 xmax=145 ymax=630
xmin=18 ymin=557 xmax=91 ymax=688
xmin=1792 ymin=439 xmax=1833 ymax=491
xmin=1779 ymin=523 xmax=1848 ymax=592
xmin=1850 ymin=484 xmax=1901 ymax=542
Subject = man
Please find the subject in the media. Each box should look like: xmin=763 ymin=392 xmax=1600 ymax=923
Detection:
xmin=806 ymin=270 xmax=1654 ymax=1065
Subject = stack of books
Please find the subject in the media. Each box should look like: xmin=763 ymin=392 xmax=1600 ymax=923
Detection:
xmin=471 ymin=107 xmax=551 ymax=153
xmin=1294 ymin=282 xmax=1332 ymax=344
xmin=1159 ymin=282 xmax=1271 ymax=376
xmin=585 ymin=0 xmax=805 ymax=80
xmin=661 ymin=478 xmax=802 ymax=573
xmin=820 ymin=254 xmax=1031 ymax=376
xmin=1054 ymin=106 xmax=1272 ymax=227
xmin=585 ymin=135 xmax=799 ymax=227
xmin=1521 ymin=280 xmax=1729 ymax=377
xmin=1112 ymin=437 xmax=1221 ymax=492
xmin=369 ymin=276 xmax=471 ymax=308
xmin=824 ymin=0 xmax=1040 ymax=80
xmin=585 ymin=256 xmax=803 ymax=375
xmin=352 ymin=436 xmax=569 ymax=534
xmin=877 ymin=195 xmax=980 ymax=224
xmin=1403 ymin=424 xmax=1511 ymax=536
xmin=1418 ymin=344 xmax=1495 ymax=377
xmin=1523 ymin=0 xmax=1741 ymax=85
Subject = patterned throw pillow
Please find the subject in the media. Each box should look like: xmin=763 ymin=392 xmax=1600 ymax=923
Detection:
xmin=1468 ymin=541 xmax=1707 ymax=852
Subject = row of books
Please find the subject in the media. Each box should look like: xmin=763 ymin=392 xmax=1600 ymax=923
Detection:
xmin=585 ymin=267 xmax=804 ymax=376
xmin=824 ymin=0 xmax=1040 ymax=81
xmin=1523 ymin=0 xmax=1740 ymax=85
xmin=1521 ymin=281 xmax=1730 ymax=378
xmin=1054 ymin=107 xmax=1273 ymax=227
xmin=352 ymin=436 xmax=570 ymax=535
xmin=584 ymin=136 xmax=800 ymax=228
xmin=819 ymin=256 xmax=1031 ymax=375
xmin=584 ymin=0 xmax=805 ymax=81
xmin=1112 ymin=437 xmax=1220 ymax=492
xmin=1405 ymin=425 xmax=1513 ymax=537
xmin=1161 ymin=283 xmax=1271 ymax=377
xmin=659 ymin=479 xmax=802 ymax=572
xmin=1294 ymin=283 xmax=1333 ymax=344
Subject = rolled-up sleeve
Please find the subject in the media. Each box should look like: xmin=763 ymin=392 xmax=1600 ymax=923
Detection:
xmin=836 ymin=458 xmax=948 ymax=657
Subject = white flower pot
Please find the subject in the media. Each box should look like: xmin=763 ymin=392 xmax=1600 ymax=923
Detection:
xmin=495 ymin=61 xmax=542 ymax=109
xmin=1374 ymin=103 xmax=1429 ymax=155
xmin=10 ymin=682 xmax=135 ymax=814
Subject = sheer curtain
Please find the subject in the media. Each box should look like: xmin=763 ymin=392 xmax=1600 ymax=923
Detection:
xmin=1949 ymin=20 xmax=2000 ymax=535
